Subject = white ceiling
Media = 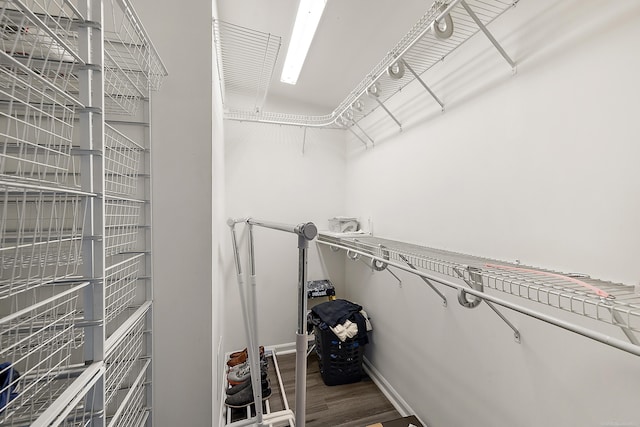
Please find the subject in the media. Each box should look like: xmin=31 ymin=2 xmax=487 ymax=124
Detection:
xmin=216 ymin=0 xmax=431 ymax=114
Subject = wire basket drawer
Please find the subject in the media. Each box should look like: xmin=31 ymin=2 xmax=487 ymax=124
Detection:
xmin=104 ymin=198 xmax=142 ymax=257
xmin=0 ymin=3 xmax=82 ymax=186
xmin=105 ymin=312 xmax=145 ymax=408
xmin=105 ymin=254 xmax=143 ymax=326
xmin=106 ymin=359 xmax=149 ymax=427
xmin=105 ymin=125 xmax=143 ymax=197
xmin=0 ymin=284 xmax=87 ymax=425
xmin=0 ymin=188 xmax=86 ymax=299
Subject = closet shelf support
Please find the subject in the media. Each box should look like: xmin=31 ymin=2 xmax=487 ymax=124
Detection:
xmin=399 ymin=254 xmax=447 ymax=307
xmin=460 ymin=0 xmax=516 ymax=69
xmin=401 ymin=59 xmax=444 ymax=111
xmin=352 ymin=121 xmax=375 ymax=147
xmin=346 ymin=126 xmax=370 ymax=148
xmin=453 ymin=266 xmax=521 ymax=342
xmin=372 ymin=96 xmax=402 ymax=130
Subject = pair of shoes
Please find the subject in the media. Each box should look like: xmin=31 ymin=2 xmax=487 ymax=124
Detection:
xmin=225 ymin=378 xmax=272 ymax=408
xmin=229 ymin=345 xmax=265 ymax=360
xmin=227 ymin=357 xmax=268 ymax=385
xmin=227 ymin=346 xmax=265 ymax=367
xmin=226 ymin=370 xmax=268 ymax=396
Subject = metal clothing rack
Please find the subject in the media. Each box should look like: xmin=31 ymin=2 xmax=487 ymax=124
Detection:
xmin=317 ymin=233 xmax=640 ymax=357
xmin=219 ymin=0 xmax=519 ymax=143
xmin=227 ymin=218 xmax=318 ymax=427
xmin=1 ymin=0 xmax=166 ymax=425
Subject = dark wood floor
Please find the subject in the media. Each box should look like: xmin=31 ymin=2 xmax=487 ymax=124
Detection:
xmin=267 ymin=352 xmax=401 ymax=426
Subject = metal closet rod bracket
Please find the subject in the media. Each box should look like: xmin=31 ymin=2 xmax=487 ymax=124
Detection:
xmin=453 ymin=266 xmax=521 ymax=343
xmin=399 ymin=254 xmax=448 ymax=307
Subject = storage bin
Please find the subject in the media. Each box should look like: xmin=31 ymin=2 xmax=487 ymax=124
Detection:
xmin=313 ymin=325 xmax=365 ymax=386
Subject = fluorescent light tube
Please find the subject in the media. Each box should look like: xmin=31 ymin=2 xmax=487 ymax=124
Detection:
xmin=280 ymin=0 xmax=327 ymax=85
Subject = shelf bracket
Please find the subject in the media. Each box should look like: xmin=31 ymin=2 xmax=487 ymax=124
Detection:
xmin=460 ymin=0 xmax=516 ymax=70
xmin=612 ymin=310 xmax=640 ymax=346
xmin=401 ymin=59 xmax=444 ymax=111
xmin=399 ymin=254 xmax=448 ymax=307
xmin=384 ymin=267 xmax=403 ymax=287
xmin=453 ymin=266 xmax=521 ymax=343
xmin=346 ymin=126 xmax=369 ymax=149
xmin=372 ymin=97 xmax=402 ymax=130
xmin=353 ymin=121 xmax=375 ymax=147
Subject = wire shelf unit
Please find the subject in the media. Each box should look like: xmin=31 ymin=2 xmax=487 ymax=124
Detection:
xmin=318 ymin=233 xmax=640 ymax=340
xmin=222 ymin=0 xmax=518 ymax=132
xmin=104 ymin=197 xmax=142 ymax=257
xmin=213 ymin=19 xmax=281 ymax=113
xmin=0 ymin=282 xmax=88 ymax=425
xmin=0 ymin=185 xmax=86 ymax=299
xmin=104 ymin=124 xmax=143 ymax=198
xmin=1 ymin=0 xmax=162 ymax=424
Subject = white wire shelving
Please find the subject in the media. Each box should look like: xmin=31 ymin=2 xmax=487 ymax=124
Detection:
xmin=317 ymin=232 xmax=640 ymax=356
xmin=213 ymin=19 xmax=281 ymax=114
xmin=218 ymin=0 xmax=519 ymax=140
xmin=1 ymin=0 xmax=165 ymax=425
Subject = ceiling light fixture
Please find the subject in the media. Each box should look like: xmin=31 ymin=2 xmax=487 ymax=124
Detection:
xmin=280 ymin=0 xmax=327 ymax=85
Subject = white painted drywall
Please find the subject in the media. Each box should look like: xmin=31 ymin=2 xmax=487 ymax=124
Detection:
xmin=133 ymin=0 xmax=215 ymax=425
xmin=223 ymin=120 xmax=347 ymax=352
xmin=339 ymin=0 xmax=640 ymax=425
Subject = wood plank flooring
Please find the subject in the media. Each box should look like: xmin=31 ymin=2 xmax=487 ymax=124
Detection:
xmin=266 ymin=352 xmax=401 ymax=426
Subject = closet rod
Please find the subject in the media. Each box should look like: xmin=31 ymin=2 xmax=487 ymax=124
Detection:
xmin=318 ymin=240 xmax=640 ymax=358
xmin=246 ymin=217 xmax=318 ymax=241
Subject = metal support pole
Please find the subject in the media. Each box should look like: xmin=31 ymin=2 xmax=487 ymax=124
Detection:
xmin=401 ymin=59 xmax=444 ymax=110
xmin=295 ymin=234 xmax=310 ymax=427
xmin=460 ymin=0 xmax=516 ymax=69
xmin=373 ymin=97 xmax=402 ymax=130
xmin=247 ymin=224 xmax=265 ymax=425
xmin=228 ymin=221 xmax=264 ymax=425
xmin=240 ymin=218 xmax=318 ymax=427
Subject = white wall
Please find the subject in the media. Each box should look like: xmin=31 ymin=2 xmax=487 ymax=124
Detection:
xmin=340 ymin=0 xmax=640 ymax=426
xmin=223 ymin=121 xmax=347 ymax=352
xmin=133 ymin=0 xmax=215 ymax=425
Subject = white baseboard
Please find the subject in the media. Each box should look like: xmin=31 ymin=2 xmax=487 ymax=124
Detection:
xmin=362 ymin=356 xmax=427 ymax=427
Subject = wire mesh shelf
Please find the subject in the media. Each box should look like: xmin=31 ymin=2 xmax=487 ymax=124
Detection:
xmin=213 ymin=19 xmax=281 ymax=113
xmin=0 ymin=282 xmax=88 ymax=425
xmin=103 ymin=0 xmax=168 ymax=115
xmin=223 ymin=0 xmax=517 ymax=129
xmin=318 ymin=233 xmax=640 ymax=335
xmin=104 ymin=197 xmax=142 ymax=257
xmin=0 ymin=185 xmax=86 ymax=299
xmin=104 ymin=124 xmax=143 ymax=197
xmin=104 ymin=306 xmax=145 ymax=409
